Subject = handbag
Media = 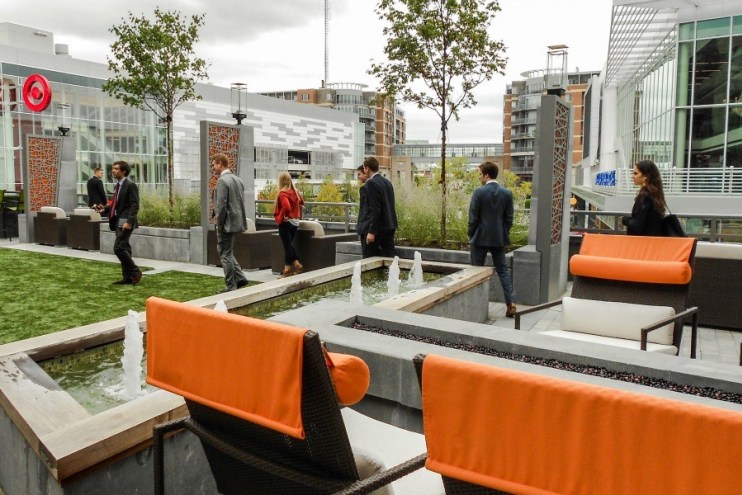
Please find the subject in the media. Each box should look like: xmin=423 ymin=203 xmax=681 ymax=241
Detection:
xmin=662 ymin=205 xmax=686 ymax=237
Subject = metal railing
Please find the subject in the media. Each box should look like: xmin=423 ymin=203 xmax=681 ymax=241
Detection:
xmin=593 ymin=167 xmax=742 ymax=195
xmin=255 ymin=200 xmax=359 ymax=233
xmin=570 ymin=210 xmax=742 ymax=243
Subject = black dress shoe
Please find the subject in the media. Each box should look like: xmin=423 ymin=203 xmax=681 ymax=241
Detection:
xmin=132 ymin=271 xmax=143 ymax=285
xmin=236 ymin=279 xmax=248 ymax=289
xmin=217 ymin=287 xmax=233 ymax=294
xmin=112 ymin=279 xmax=131 ymax=285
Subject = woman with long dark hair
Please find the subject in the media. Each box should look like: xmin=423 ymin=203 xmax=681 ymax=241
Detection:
xmin=273 ymin=172 xmax=304 ymax=276
xmin=622 ymin=160 xmax=666 ymax=236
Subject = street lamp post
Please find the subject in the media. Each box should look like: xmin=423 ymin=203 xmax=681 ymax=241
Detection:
xmin=56 ymin=103 xmax=70 ymax=136
xmin=231 ymin=83 xmax=247 ymax=125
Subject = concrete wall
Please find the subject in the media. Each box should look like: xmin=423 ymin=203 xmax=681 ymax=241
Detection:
xmin=101 ymin=226 xmax=204 ymax=264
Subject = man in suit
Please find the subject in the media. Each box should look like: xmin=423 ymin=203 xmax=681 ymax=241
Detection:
xmin=211 ymin=153 xmax=249 ymax=293
xmin=355 ymin=165 xmax=370 ymax=256
xmin=468 ymin=161 xmax=516 ymax=317
xmin=86 ymin=167 xmax=107 ymax=208
xmin=361 ymin=156 xmax=397 ymax=258
xmin=99 ymin=161 xmax=142 ymax=285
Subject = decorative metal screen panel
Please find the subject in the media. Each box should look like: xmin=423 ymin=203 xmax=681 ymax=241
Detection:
xmin=27 ymin=136 xmax=62 ymax=213
xmin=206 ymin=124 xmax=241 ymax=224
xmin=550 ymin=100 xmax=569 ymax=245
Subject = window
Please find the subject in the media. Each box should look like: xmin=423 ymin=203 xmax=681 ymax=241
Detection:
xmin=301 ymin=94 xmax=309 ymax=101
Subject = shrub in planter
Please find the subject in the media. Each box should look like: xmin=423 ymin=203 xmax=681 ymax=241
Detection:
xmin=138 ymin=192 xmax=200 ymax=228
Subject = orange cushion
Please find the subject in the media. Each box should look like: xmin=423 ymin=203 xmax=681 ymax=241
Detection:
xmin=145 ymin=297 xmax=307 ymax=439
xmin=324 ymin=351 xmax=370 ymax=406
xmin=570 ymin=234 xmax=695 ymax=284
xmin=421 ymin=354 xmax=742 ymax=495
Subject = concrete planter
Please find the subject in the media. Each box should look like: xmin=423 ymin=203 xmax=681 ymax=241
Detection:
xmin=100 ymin=225 xmax=204 ymax=264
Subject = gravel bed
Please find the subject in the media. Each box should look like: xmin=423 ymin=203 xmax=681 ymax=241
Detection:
xmin=352 ymin=322 xmax=742 ymax=404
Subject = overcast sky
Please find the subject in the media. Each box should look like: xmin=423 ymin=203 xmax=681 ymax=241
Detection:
xmin=4 ymin=0 xmax=613 ymax=143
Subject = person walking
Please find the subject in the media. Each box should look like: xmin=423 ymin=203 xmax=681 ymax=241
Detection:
xmin=355 ymin=164 xmax=371 ymax=256
xmin=211 ymin=153 xmax=249 ymax=293
xmin=361 ymin=157 xmax=397 ymax=258
xmin=87 ymin=167 xmax=107 ymax=209
xmin=622 ymin=159 xmax=666 ymax=236
xmin=468 ymin=161 xmax=516 ymax=317
xmin=273 ymin=171 xmax=304 ymax=277
xmin=97 ymin=161 xmax=142 ymax=285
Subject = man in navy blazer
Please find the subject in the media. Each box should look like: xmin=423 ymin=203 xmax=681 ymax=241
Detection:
xmin=99 ymin=160 xmax=142 ymax=285
xmin=468 ymin=161 xmax=516 ymax=316
xmin=361 ymin=156 xmax=397 ymax=258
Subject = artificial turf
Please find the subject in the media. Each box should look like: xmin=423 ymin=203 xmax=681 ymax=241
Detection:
xmin=0 ymin=248 xmax=246 ymax=344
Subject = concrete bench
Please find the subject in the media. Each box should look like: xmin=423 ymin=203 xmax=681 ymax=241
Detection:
xmin=688 ymin=242 xmax=742 ymax=330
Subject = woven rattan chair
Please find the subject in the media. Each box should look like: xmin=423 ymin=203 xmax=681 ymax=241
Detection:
xmin=413 ymin=353 xmax=742 ymax=495
xmin=34 ymin=206 xmax=68 ymax=246
xmin=514 ymin=234 xmax=699 ymax=357
xmin=271 ymin=220 xmax=358 ymax=274
xmin=67 ymin=208 xmax=103 ymax=250
xmin=146 ymin=297 xmax=426 ymax=495
xmin=207 ymin=218 xmax=277 ymax=270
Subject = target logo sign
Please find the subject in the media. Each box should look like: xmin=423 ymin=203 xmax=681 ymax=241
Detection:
xmin=22 ymin=74 xmax=52 ymax=112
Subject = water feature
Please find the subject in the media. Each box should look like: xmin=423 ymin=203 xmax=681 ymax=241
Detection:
xmin=408 ymin=251 xmax=424 ymax=288
xmin=387 ymin=256 xmax=401 ymax=297
xmin=120 ymin=310 xmax=144 ymax=400
xmin=350 ymin=261 xmax=363 ymax=304
xmin=213 ymin=300 xmax=228 ymax=313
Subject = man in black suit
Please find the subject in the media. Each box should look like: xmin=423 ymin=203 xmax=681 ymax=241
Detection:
xmin=355 ymin=165 xmax=370 ymax=256
xmin=468 ymin=161 xmax=516 ymax=316
xmin=86 ymin=167 xmax=107 ymax=208
xmin=98 ymin=161 xmax=142 ymax=285
xmin=361 ymin=156 xmax=397 ymax=258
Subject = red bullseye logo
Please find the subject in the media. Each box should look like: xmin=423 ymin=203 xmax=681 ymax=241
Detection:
xmin=22 ymin=74 xmax=52 ymax=112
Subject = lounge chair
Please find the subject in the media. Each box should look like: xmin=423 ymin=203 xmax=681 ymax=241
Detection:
xmin=514 ymin=234 xmax=699 ymax=357
xmin=67 ymin=208 xmax=103 ymax=251
xmin=207 ymin=218 xmax=277 ymax=270
xmin=271 ymin=220 xmax=357 ymax=273
xmin=34 ymin=206 xmax=68 ymax=246
xmin=413 ymin=353 xmax=742 ymax=494
xmin=146 ymin=297 xmax=427 ymax=495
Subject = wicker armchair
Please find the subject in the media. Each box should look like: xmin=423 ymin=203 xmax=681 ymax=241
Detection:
xmin=34 ymin=206 xmax=68 ymax=246
xmin=413 ymin=353 xmax=742 ymax=495
xmin=271 ymin=220 xmax=357 ymax=273
xmin=147 ymin=297 xmax=426 ymax=495
xmin=687 ymin=242 xmax=742 ymax=330
xmin=67 ymin=208 xmax=103 ymax=251
xmin=207 ymin=218 xmax=277 ymax=269
xmin=514 ymin=234 xmax=699 ymax=357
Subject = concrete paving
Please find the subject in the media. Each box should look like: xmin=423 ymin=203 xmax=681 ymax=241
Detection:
xmin=2 ymin=237 xmax=739 ymax=366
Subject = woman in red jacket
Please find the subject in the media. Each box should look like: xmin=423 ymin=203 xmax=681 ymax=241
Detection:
xmin=273 ymin=171 xmax=305 ymax=276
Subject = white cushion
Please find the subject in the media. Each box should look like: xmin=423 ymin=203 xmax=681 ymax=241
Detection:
xmin=561 ymin=297 xmax=675 ymax=345
xmin=342 ymin=408 xmax=444 ymax=495
xmin=695 ymin=241 xmax=742 ymax=260
xmin=73 ymin=208 xmax=102 ymax=221
xmin=245 ymin=217 xmax=257 ymax=232
xmin=298 ymin=220 xmax=325 ymax=237
xmin=39 ymin=206 xmax=66 ymax=219
xmin=542 ymin=330 xmax=678 ymax=355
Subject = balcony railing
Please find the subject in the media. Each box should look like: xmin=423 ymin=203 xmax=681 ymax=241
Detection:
xmin=593 ymin=167 xmax=742 ymax=195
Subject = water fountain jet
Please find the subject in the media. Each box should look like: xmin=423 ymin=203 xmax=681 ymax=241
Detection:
xmin=387 ymin=256 xmax=401 ymax=297
xmin=350 ymin=261 xmax=363 ymax=304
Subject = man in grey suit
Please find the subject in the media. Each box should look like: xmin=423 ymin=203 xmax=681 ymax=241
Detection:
xmin=211 ymin=153 xmax=249 ymax=293
xmin=468 ymin=161 xmax=516 ymax=317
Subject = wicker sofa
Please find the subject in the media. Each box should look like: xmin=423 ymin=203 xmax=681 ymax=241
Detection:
xmin=67 ymin=208 xmax=104 ymax=251
xmin=688 ymin=242 xmax=742 ymax=330
xmin=207 ymin=218 xmax=277 ymax=270
xmin=34 ymin=206 xmax=68 ymax=246
xmin=270 ymin=220 xmax=357 ymax=274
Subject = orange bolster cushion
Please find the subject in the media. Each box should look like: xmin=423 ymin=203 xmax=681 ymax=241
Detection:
xmin=325 ymin=351 xmax=370 ymax=406
xmin=570 ymin=255 xmax=692 ymax=284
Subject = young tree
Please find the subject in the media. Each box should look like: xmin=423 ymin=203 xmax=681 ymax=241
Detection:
xmin=103 ymin=8 xmax=208 ymax=208
xmin=369 ymin=0 xmax=506 ymax=242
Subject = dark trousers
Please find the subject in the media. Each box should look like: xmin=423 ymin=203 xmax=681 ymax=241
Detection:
xmin=470 ymin=244 xmax=514 ymax=305
xmin=217 ymin=229 xmax=247 ymax=290
xmin=278 ymin=221 xmax=299 ymax=265
xmin=363 ymin=229 xmax=396 ymax=258
xmin=113 ymin=227 xmax=139 ymax=280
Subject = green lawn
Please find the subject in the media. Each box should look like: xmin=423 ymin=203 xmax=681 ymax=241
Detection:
xmin=0 ymin=248 xmax=248 ymax=344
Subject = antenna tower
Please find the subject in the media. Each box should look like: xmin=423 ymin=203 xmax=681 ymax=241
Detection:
xmin=324 ymin=0 xmax=331 ymax=85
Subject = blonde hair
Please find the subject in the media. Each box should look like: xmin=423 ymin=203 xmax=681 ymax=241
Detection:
xmin=275 ymin=171 xmax=298 ymax=207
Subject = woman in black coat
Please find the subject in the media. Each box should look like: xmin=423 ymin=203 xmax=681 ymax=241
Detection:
xmin=622 ymin=160 xmax=666 ymax=236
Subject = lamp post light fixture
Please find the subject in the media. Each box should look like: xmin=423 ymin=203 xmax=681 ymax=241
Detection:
xmin=231 ymin=83 xmax=247 ymax=125
xmin=56 ymin=103 xmax=70 ymax=136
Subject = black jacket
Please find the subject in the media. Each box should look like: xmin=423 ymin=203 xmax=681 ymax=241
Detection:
xmin=86 ymin=176 xmax=107 ymax=207
xmin=104 ymin=178 xmax=139 ymax=231
xmin=362 ymin=174 xmax=397 ymax=236
xmin=623 ymin=193 xmax=664 ymax=236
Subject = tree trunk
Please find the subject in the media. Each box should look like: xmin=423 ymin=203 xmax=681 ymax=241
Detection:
xmin=440 ymin=110 xmax=448 ymax=244
xmin=166 ymin=115 xmax=175 ymax=211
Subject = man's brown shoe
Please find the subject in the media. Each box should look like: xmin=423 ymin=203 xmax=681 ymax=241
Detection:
xmin=505 ymin=304 xmax=517 ymax=318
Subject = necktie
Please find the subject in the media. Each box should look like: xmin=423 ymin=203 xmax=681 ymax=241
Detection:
xmin=110 ymin=182 xmax=120 ymax=217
